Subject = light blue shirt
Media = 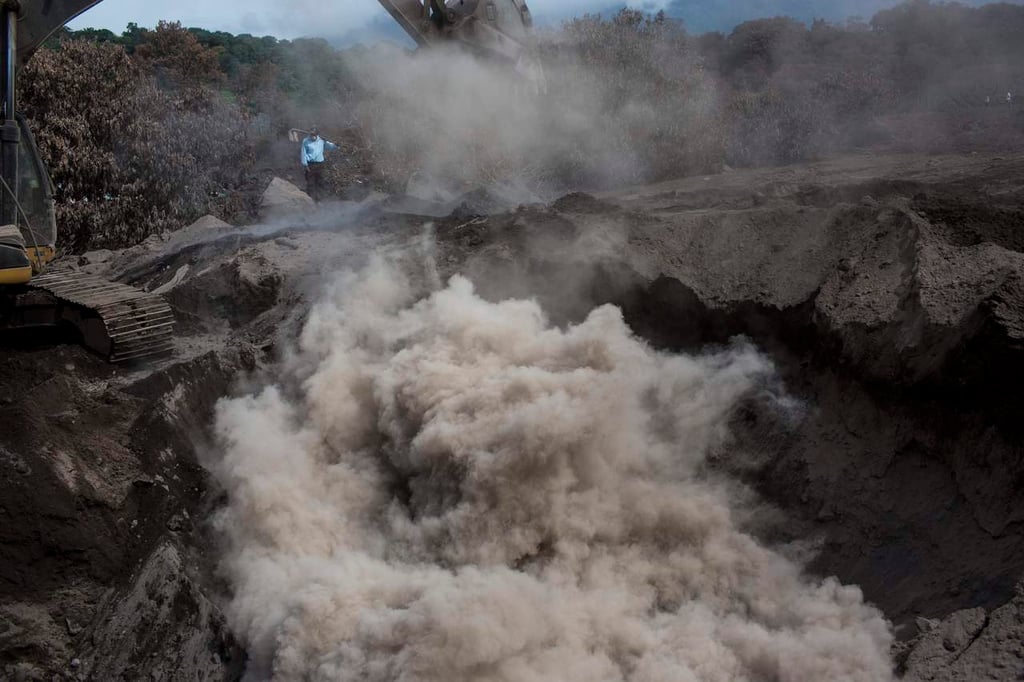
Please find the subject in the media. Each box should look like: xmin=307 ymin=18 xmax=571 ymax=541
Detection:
xmin=301 ymin=136 xmax=339 ymax=166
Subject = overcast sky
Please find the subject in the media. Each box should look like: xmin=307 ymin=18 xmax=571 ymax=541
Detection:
xmin=67 ymin=0 xmax=610 ymax=39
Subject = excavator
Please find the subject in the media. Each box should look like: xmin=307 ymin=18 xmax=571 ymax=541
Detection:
xmin=0 ymin=0 xmax=536 ymax=362
xmin=0 ymin=1 xmax=174 ymax=362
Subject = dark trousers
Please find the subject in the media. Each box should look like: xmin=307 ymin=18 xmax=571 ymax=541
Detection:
xmin=305 ymin=162 xmax=325 ymax=201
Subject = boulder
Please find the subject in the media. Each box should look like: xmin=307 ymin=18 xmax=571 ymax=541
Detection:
xmin=77 ymin=249 xmax=113 ymax=266
xmin=76 ymin=248 xmax=116 ymax=276
xmin=153 ymin=264 xmax=190 ymax=295
xmin=260 ymin=177 xmax=314 ymax=220
xmin=902 ymin=586 xmax=1024 ymax=681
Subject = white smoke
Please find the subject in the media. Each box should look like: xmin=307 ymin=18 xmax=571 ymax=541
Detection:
xmin=211 ymin=249 xmax=894 ymax=681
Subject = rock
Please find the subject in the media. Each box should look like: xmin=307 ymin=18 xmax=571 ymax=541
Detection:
xmin=814 ymin=203 xmax=1024 ymax=387
xmin=65 ymin=618 xmax=82 ymax=637
xmin=77 ymin=249 xmax=113 ymax=266
xmin=163 ymin=251 xmax=282 ymax=330
xmin=260 ymin=177 xmax=314 ymax=220
xmin=915 ymin=616 xmax=940 ymax=634
xmin=274 ymin=237 xmax=300 ymax=250
xmin=152 ymin=264 xmax=190 ymax=295
xmin=903 ymin=585 xmax=1024 ymax=680
xmin=80 ymin=542 xmax=244 ymax=680
xmin=2 ymin=447 xmax=31 ymax=476
xmin=940 ymin=609 xmax=987 ymax=651
xmin=142 ymin=233 xmax=164 ymax=249
xmin=165 ymin=514 xmax=187 ymax=533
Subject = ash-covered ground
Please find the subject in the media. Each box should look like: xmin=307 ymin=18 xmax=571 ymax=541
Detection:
xmin=2 ymin=151 xmax=1023 ymax=681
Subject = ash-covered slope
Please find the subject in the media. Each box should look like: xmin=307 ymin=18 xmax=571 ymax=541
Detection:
xmin=1 ymin=154 xmax=1022 ymax=680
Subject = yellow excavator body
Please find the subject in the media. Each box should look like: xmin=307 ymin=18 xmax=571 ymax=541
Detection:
xmin=0 ymin=264 xmax=31 ymax=285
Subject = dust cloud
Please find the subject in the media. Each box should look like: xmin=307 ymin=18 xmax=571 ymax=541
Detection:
xmin=211 ymin=248 xmax=894 ymax=681
xmin=346 ymin=40 xmax=717 ymax=199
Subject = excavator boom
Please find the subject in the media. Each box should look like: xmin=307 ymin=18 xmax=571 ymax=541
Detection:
xmin=377 ymin=0 xmax=535 ymax=64
xmin=16 ymin=1 xmax=104 ymax=66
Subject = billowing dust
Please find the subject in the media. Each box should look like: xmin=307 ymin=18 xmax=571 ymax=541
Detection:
xmin=348 ymin=43 xmax=716 ymax=197
xmin=211 ymin=250 xmax=893 ymax=681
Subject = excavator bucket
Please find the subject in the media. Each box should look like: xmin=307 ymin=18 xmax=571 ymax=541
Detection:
xmin=377 ymin=0 xmax=537 ymax=66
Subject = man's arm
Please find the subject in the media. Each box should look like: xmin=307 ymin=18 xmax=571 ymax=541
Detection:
xmin=300 ymin=142 xmax=308 ymax=167
xmin=325 ymin=140 xmax=340 ymax=152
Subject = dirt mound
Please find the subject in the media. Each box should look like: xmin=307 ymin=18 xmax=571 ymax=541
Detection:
xmin=260 ymin=177 xmax=314 ymax=220
xmin=0 ymin=344 xmax=249 ymax=680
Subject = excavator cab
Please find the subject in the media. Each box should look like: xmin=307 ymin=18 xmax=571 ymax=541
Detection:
xmin=0 ymin=1 xmax=174 ymax=362
xmin=0 ymin=114 xmax=56 ymax=285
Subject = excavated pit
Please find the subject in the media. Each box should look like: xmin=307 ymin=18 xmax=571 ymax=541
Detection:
xmin=2 ymin=152 xmax=1023 ymax=680
xmin=428 ymin=169 xmax=1024 ymax=632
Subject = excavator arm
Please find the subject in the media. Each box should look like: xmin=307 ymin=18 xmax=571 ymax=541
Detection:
xmin=377 ymin=0 xmax=535 ymax=64
xmin=14 ymin=0 xmax=104 ymax=67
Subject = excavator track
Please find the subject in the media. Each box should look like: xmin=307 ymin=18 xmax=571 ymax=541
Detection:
xmin=29 ymin=268 xmax=174 ymax=363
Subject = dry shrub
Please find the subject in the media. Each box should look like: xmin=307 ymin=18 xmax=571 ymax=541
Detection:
xmin=20 ymin=40 xmax=254 ymax=253
xmin=321 ymin=127 xmax=377 ymax=199
xmin=134 ymin=20 xmax=225 ymax=92
xmin=725 ymin=87 xmax=829 ymax=165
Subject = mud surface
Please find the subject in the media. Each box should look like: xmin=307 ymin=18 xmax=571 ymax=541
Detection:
xmin=2 ymin=152 xmax=1023 ymax=680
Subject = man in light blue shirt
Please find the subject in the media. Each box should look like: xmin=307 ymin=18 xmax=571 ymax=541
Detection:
xmin=300 ymin=127 xmax=339 ymax=201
